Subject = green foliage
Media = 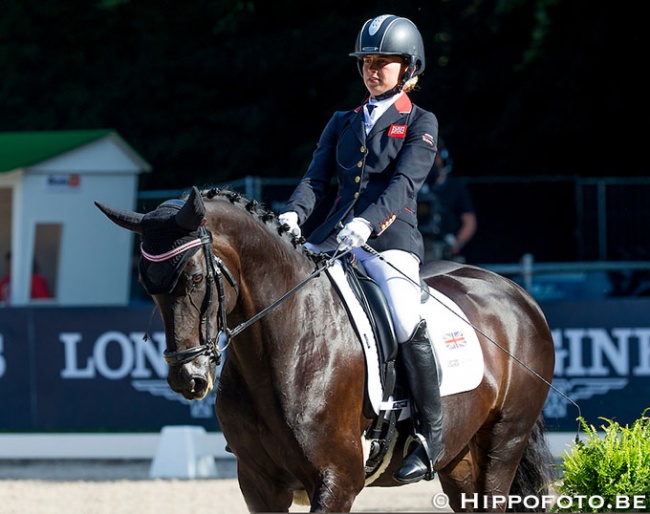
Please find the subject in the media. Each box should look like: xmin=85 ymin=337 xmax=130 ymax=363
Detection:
xmin=0 ymin=2 xmax=648 ymax=186
xmin=553 ymin=410 xmax=650 ymax=512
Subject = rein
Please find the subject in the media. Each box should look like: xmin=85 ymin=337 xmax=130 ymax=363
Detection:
xmin=226 ymin=257 xmax=336 ymax=340
xmin=143 ymin=226 xmax=340 ymax=368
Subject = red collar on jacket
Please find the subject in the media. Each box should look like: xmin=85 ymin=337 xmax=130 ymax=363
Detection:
xmin=393 ymin=93 xmax=413 ymax=113
xmin=354 ymin=92 xmax=413 ymax=114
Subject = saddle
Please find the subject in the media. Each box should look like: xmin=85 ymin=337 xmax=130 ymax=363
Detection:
xmin=339 ymin=256 xmax=429 ymax=476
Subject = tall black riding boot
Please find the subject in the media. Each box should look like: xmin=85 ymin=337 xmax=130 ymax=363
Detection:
xmin=394 ymin=319 xmax=444 ymax=484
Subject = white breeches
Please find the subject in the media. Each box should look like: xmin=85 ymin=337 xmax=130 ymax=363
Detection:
xmin=305 ymin=239 xmax=422 ymax=343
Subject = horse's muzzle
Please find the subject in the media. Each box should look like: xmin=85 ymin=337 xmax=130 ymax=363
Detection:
xmin=167 ymin=360 xmax=215 ymax=400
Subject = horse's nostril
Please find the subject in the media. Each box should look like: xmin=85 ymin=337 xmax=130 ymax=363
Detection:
xmin=192 ymin=376 xmax=207 ymax=393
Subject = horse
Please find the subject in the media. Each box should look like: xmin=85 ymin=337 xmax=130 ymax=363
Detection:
xmin=96 ymin=186 xmax=556 ymax=512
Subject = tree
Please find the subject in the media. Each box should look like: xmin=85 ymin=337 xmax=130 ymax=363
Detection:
xmin=1 ymin=0 xmax=647 ymax=190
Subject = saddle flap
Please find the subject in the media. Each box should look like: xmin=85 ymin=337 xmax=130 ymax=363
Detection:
xmin=342 ymin=257 xmax=398 ymax=363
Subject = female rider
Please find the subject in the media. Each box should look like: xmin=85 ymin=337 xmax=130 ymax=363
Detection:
xmin=279 ymin=15 xmax=444 ymax=484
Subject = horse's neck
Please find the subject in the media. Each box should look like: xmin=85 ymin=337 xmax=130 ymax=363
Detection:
xmin=210 ymin=209 xmax=318 ymax=322
xmin=211 ymin=208 xmax=315 ymax=284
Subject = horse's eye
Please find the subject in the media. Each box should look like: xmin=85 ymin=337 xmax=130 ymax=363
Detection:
xmin=192 ymin=273 xmax=204 ymax=284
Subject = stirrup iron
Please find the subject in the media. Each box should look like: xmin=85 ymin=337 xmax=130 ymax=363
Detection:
xmin=403 ymin=433 xmax=436 ymax=479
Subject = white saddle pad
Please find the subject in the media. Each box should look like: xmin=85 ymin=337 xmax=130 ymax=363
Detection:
xmin=326 ymin=260 xmax=484 ymax=417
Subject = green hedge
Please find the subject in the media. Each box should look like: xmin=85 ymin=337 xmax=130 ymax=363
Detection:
xmin=553 ymin=409 xmax=650 ymax=512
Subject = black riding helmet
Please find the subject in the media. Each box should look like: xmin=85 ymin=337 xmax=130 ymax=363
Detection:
xmin=350 ymin=15 xmax=425 ymax=99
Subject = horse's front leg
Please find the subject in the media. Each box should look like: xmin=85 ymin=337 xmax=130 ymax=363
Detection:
xmin=237 ymin=460 xmax=294 ymax=513
xmin=309 ymin=465 xmax=365 ymax=512
xmin=237 ymin=451 xmax=365 ymax=513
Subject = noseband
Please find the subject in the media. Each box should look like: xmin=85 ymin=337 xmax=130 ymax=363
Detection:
xmin=141 ymin=226 xmax=239 ymax=367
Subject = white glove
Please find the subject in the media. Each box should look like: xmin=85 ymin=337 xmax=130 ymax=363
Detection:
xmin=337 ymin=218 xmax=372 ymax=251
xmin=278 ymin=211 xmax=301 ymax=237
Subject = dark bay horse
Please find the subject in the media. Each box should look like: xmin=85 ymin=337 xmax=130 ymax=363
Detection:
xmin=96 ymin=186 xmax=556 ymax=512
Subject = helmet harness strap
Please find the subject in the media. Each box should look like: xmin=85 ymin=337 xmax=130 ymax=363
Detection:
xmin=373 ymin=60 xmax=417 ymax=101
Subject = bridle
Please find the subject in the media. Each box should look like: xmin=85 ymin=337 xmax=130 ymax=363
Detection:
xmin=142 ymin=224 xmax=337 ymax=369
xmin=142 ymin=226 xmax=239 ymax=367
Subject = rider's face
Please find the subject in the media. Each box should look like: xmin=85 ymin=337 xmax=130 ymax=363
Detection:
xmin=361 ymin=55 xmax=406 ymax=98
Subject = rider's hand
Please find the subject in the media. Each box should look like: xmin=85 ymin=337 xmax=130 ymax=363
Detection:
xmin=278 ymin=211 xmax=301 ymax=237
xmin=337 ymin=218 xmax=372 ymax=252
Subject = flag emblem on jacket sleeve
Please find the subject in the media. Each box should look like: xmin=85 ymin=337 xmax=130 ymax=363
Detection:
xmin=422 ymin=133 xmax=434 ymax=146
xmin=443 ymin=331 xmax=467 ymax=349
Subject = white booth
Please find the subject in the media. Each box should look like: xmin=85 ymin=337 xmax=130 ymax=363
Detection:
xmin=0 ymin=130 xmax=150 ymax=306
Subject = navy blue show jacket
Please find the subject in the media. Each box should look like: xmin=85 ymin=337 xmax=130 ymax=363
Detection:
xmin=283 ymin=93 xmax=438 ymax=263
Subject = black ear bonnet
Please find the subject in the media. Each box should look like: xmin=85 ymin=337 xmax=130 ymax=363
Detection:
xmin=138 ymin=190 xmax=206 ymax=295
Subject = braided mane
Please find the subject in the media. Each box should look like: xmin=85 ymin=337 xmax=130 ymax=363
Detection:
xmin=193 ymin=186 xmax=325 ymax=263
xmin=203 ymin=186 xmax=275 ymax=222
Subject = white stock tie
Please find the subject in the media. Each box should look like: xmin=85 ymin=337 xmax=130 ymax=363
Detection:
xmin=364 ymin=103 xmax=379 ymax=134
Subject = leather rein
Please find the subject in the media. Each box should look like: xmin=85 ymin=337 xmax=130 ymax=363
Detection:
xmin=142 ymin=225 xmax=336 ymax=368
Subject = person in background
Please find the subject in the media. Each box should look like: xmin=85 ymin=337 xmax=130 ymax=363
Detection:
xmin=0 ymin=252 xmax=52 ymax=305
xmin=278 ymin=14 xmax=444 ymax=484
xmin=419 ymin=138 xmax=477 ymax=262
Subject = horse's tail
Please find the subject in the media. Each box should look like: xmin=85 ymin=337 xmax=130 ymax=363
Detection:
xmin=508 ymin=414 xmax=557 ymax=512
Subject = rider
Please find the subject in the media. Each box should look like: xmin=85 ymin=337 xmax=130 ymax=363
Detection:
xmin=279 ymin=14 xmax=444 ymax=483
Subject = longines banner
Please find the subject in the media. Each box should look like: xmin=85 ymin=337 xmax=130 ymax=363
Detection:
xmin=540 ymin=299 xmax=650 ymax=431
xmin=1 ymin=300 xmax=649 ymax=432
xmin=0 ymin=306 xmax=219 ymax=432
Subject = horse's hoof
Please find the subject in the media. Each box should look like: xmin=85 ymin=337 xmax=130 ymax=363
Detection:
xmin=393 ymin=445 xmax=432 ymax=484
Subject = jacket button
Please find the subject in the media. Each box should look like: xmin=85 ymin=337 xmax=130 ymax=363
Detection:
xmin=354 ymin=192 xmax=360 ymax=199
xmin=355 ymin=176 xmax=361 ymax=183
xmin=360 ymin=146 xmax=366 ymax=153
xmin=356 ymin=161 xmax=363 ymax=168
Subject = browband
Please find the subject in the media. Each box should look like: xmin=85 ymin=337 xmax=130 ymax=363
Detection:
xmin=140 ymin=238 xmax=203 ymax=262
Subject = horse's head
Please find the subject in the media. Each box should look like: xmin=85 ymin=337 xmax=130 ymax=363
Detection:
xmin=95 ymin=187 xmax=230 ymax=400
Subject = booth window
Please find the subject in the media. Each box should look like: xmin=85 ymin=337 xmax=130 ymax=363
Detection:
xmin=33 ymin=223 xmax=61 ymax=300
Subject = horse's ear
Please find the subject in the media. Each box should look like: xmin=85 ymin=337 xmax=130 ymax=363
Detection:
xmin=176 ymin=186 xmax=206 ymax=231
xmin=94 ymin=201 xmax=144 ymax=234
